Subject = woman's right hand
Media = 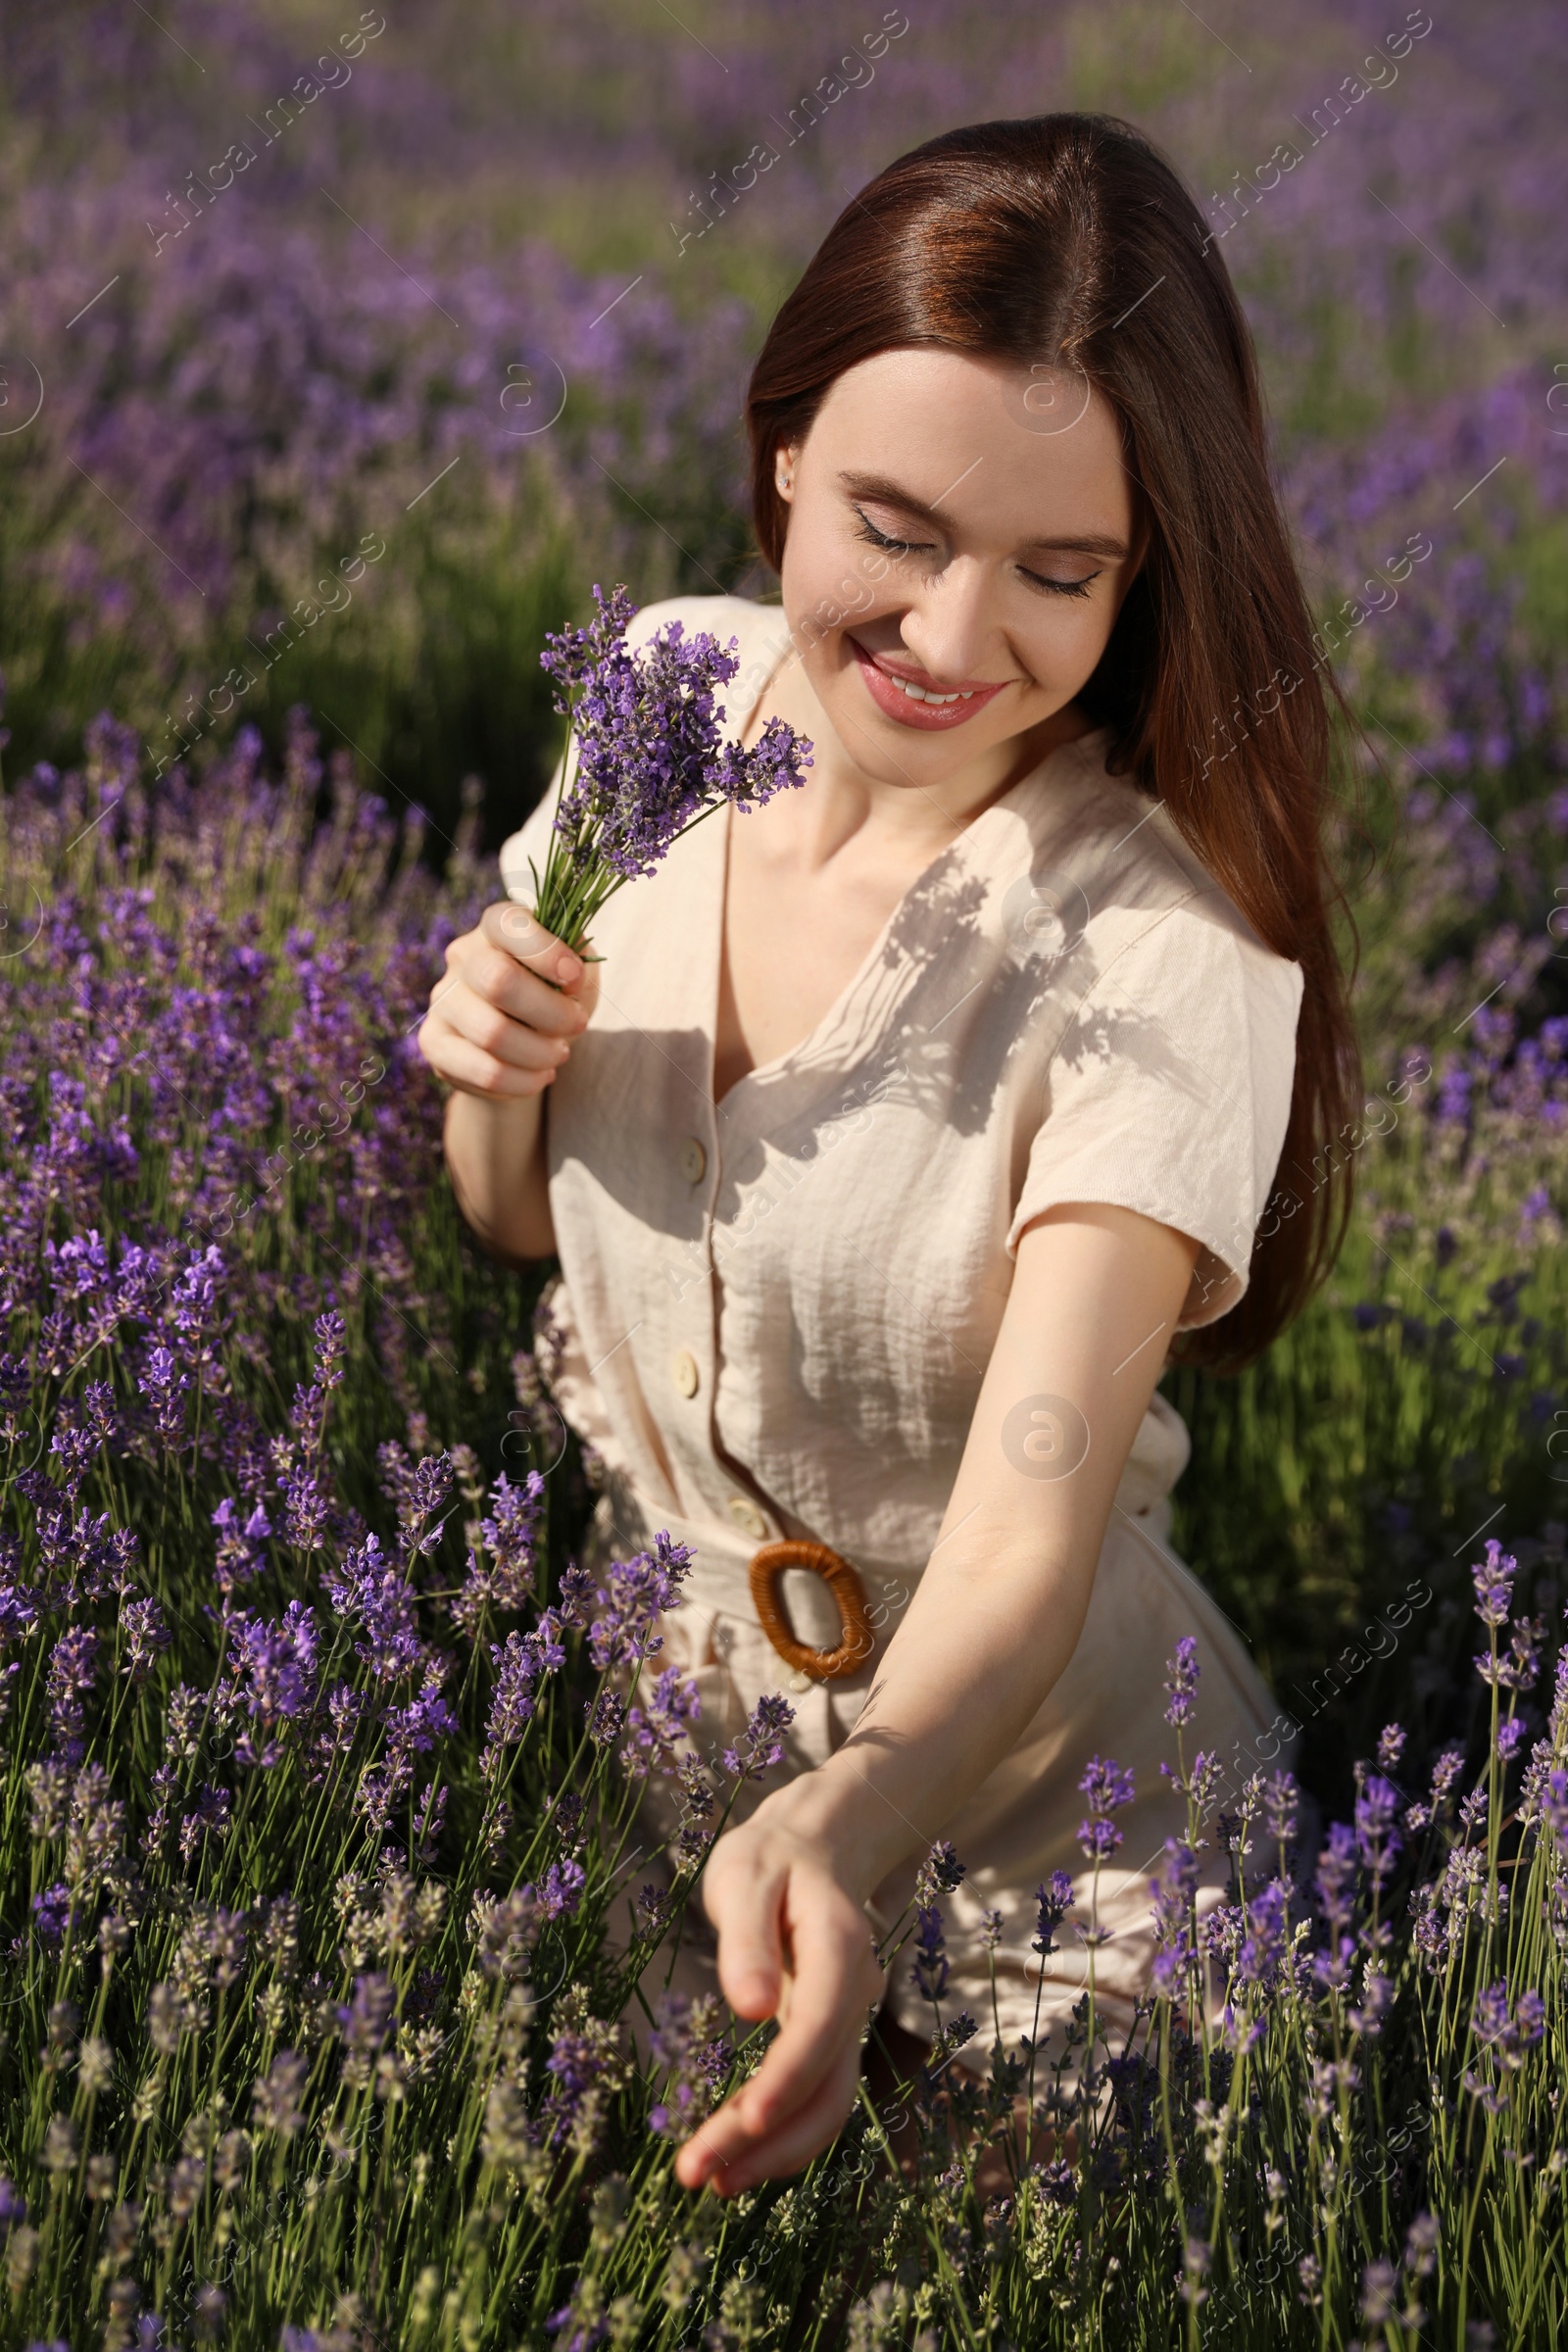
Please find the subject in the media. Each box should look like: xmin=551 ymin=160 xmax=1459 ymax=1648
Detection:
xmin=416 ymin=902 xmax=600 ymax=1100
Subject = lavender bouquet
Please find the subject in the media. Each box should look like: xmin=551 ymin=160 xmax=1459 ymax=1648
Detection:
xmin=517 ymin=582 xmax=813 ymax=955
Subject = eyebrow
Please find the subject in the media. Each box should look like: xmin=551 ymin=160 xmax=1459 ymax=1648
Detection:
xmin=835 ymin=469 xmax=1130 ymax=561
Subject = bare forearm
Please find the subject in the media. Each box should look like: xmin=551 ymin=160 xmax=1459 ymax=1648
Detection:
xmin=766 ymin=1526 xmax=1097 ymax=1898
xmin=752 ymin=1204 xmax=1203 ymax=1901
xmin=441 ymin=1088 xmax=556 ymax=1261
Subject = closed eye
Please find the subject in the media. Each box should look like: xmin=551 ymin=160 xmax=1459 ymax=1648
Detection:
xmin=850 ymin=509 xmax=1099 ymax=600
xmin=852 ymin=510 xmax=930 ymax=560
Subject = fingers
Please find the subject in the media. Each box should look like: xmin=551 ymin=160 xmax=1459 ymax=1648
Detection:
xmin=433 ymin=976 xmax=576 ymax=1072
xmin=415 ymin=1013 xmax=559 ymax=1100
xmin=678 ymin=2027 xmax=866 ymax=2195
xmin=415 ymin=899 xmax=603 ymax=1100
xmin=482 ymin=902 xmax=602 ymax=1023
xmin=733 ymin=1889 xmax=881 ymax=2139
xmin=700 ymin=1844 xmax=785 ymax=2019
xmin=416 ymin=975 xmax=570 ymax=1098
xmin=483 ymin=899 xmax=583 ymax=988
xmin=459 ymin=912 xmax=593 ymax=1038
xmin=680 ymin=1859 xmax=883 ymax=2195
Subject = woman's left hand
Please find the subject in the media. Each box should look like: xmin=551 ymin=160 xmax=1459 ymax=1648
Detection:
xmin=674 ymin=1796 xmax=886 ymax=2195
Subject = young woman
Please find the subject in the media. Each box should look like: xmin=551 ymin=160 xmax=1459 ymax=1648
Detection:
xmin=418 ymin=114 xmax=1361 ymax=2198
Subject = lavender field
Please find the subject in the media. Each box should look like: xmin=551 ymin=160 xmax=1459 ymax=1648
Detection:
xmin=2 ymin=2 xmax=1568 ymax=2345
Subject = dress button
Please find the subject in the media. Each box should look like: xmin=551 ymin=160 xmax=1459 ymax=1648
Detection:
xmin=726 ymin=1495 xmax=768 ymax=1540
xmin=671 ymin=1349 xmax=700 ymax=1398
xmin=678 ymin=1137 xmax=708 ymax=1184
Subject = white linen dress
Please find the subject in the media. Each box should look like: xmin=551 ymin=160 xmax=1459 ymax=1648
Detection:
xmin=499 ymin=592 xmax=1307 ymax=2075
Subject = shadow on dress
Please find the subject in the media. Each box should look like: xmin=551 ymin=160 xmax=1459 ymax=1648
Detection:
xmin=552 ymin=837 xmax=1235 ymax=1234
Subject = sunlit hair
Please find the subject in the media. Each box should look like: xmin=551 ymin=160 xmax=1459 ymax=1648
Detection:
xmin=745 ymin=111 xmax=1365 ymax=1374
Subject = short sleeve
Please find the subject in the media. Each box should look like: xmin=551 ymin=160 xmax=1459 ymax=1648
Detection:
xmin=1004 ymin=897 xmax=1305 ymax=1330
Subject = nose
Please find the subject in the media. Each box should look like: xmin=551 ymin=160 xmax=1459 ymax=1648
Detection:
xmin=895 ymin=557 xmax=1011 ymax=688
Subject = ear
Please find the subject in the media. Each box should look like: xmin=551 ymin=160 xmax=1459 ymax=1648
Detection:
xmin=773 ymin=442 xmax=800 ymax=500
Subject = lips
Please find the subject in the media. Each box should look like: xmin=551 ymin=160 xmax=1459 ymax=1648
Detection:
xmin=848 ymin=635 xmax=1008 ymax=732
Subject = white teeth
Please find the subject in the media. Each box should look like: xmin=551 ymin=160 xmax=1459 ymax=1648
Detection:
xmin=884 ymin=672 xmax=978 ymax=706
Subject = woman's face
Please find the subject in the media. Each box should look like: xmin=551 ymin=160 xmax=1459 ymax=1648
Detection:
xmin=773 ymin=346 xmax=1147 ymax=793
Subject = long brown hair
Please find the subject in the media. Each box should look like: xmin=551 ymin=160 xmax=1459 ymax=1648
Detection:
xmin=744 ymin=112 xmax=1363 ymax=1375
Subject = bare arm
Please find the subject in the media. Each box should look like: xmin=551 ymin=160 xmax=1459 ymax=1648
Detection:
xmin=676 ymin=1198 xmax=1203 ymax=2193
xmin=416 ymin=903 xmax=601 ymax=1264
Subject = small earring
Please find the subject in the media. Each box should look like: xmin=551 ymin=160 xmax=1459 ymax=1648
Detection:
xmin=780 ymin=472 xmax=793 ymax=491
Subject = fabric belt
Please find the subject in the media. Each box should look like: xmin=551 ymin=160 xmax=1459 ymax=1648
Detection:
xmin=585 ymin=1492 xmax=916 ymax=1683
xmin=747 ymin=1539 xmax=873 ymax=1680
xmin=588 ymin=1468 xmax=1180 ymax=1687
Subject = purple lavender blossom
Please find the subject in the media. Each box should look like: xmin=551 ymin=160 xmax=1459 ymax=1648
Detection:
xmin=31 ymin=1885 xmax=75 ymax=1949
xmin=1264 ymin=1770 xmax=1301 ymax=1847
xmin=1540 ymin=1769 xmax=1568 ymax=1854
xmin=555 ymin=1561 xmax=596 ymax=1628
xmin=383 ymin=1673 xmax=460 ymax=1760
xmin=1236 ymin=1880 xmax=1290 ymax=1987
xmin=211 ymin=1496 xmax=270 ymax=1593
xmin=324 ymin=1536 xmax=426 ymax=1682
xmin=525 ymin=584 xmax=812 ymax=947
xmin=1163 ymin=1635 xmax=1200 ymax=1728
xmin=1470 ymin=1981 xmax=1546 ymax=2070
xmin=1314 ymin=1822 xmax=1358 ymax=1940
xmin=537 ymin=1859 xmax=586 ymax=1921
xmin=1077 ymin=1815 xmax=1124 ymax=1864
xmin=1480 ymin=1617 xmax=1544 ymax=1693
xmin=1471 ymin=1540 xmax=1517 ymax=1628
xmin=536 ymin=1993 xmax=627 ymax=2155
xmin=252 ymin=2051 xmax=309 ymax=2138
xmin=473 ymin=1889 xmax=543 ymax=1982
xmin=914 ymin=1838 xmax=966 ymax=1907
xmin=136 ymin=1343 xmax=191 ymax=1442
xmin=453 ymin=1470 xmax=545 ymax=1630
xmin=45 ymin=1626 xmax=100 ymax=1764
xmin=646 ymin=1989 xmax=732 ymax=2143
xmin=1150 ymin=1839 xmax=1200 ymax=1996
xmin=1032 ymin=1870 xmax=1075 ymax=1959
xmin=1348 ymin=1966 xmax=1395 ymax=2037
xmin=230 ymin=1602 xmax=318 ymax=1767
xmin=479 ymin=1617 xmax=567 ymax=1778
xmin=120 ymin=1595 xmax=171 ymax=1682
xmin=1077 ymin=1754 xmax=1135 ymax=1862
xmin=910 ymin=1905 xmax=950 ymax=2003
xmin=1353 ymin=1775 xmax=1404 ymax=1886
xmin=584 ymin=1533 xmax=695 ymax=1674
xmin=283 ymin=1472 xmax=330 ymax=1554
xmin=0 ymin=2173 xmax=26 ymax=2248
xmin=618 ymin=1665 xmax=703 ymax=1780
xmin=585 ymin=1690 xmax=626 ymax=1746
xmin=1404 ymin=1745 xmax=1467 ymax=1834
xmin=720 ymin=1690 xmax=792 ymax=1782
xmin=336 ymin=1972 xmax=396 ymax=2054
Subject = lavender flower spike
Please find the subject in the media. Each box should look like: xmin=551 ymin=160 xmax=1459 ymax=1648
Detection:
xmin=522 ymin=584 xmax=813 ymax=953
xmin=1470 ymin=1538 xmax=1517 ymax=1629
xmin=1163 ymin=1635 xmax=1200 ymax=1728
xmin=721 ymin=1691 xmax=794 ymax=1782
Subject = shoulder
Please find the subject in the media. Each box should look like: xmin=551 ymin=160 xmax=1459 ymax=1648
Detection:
xmin=1001 ymin=726 xmax=1303 ymax=1032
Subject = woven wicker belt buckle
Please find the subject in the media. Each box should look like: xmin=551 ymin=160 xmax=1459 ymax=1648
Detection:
xmin=747 ymin=1539 xmax=876 ymax=1683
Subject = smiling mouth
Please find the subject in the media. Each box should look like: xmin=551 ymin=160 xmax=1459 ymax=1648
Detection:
xmin=882 ymin=672 xmax=981 ymax=706
xmin=847 ymin=633 xmax=1009 ymax=728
